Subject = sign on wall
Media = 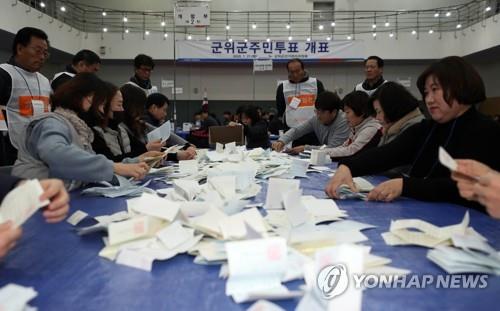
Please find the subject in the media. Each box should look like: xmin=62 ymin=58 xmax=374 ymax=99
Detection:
xmin=176 ymin=40 xmax=365 ymax=62
xmin=253 ymin=59 xmax=273 ymax=72
xmin=174 ymin=4 xmax=210 ymax=26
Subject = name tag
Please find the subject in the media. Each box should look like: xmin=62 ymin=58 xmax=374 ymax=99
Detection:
xmin=289 ymin=97 xmax=301 ymax=109
xmin=31 ymin=99 xmax=45 ymax=115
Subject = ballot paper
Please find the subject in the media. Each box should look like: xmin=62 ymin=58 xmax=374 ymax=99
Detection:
xmin=116 ymin=248 xmax=154 ymax=271
xmin=156 ymin=221 xmax=195 ymax=249
xmin=310 ymin=149 xmax=329 ymax=166
xmin=0 ymin=284 xmax=38 ymax=311
xmin=0 ymin=179 xmax=49 ymax=226
xmin=127 ymin=193 xmax=180 ymax=222
xmin=179 ymin=160 xmax=198 ymax=175
xmin=81 ymin=178 xmax=152 ymax=198
xmin=335 ymin=177 xmax=374 ymax=200
xmin=180 ymin=201 xmax=212 ymax=218
xmin=301 ymin=197 xmax=348 ymax=224
xmin=383 ymin=212 xmax=470 ymax=248
xmin=190 ymin=207 xmax=229 ymax=238
xmin=265 ymin=178 xmax=300 ymax=210
xmin=147 ymin=120 xmax=171 ymax=143
xmin=226 ymin=142 xmax=237 ymax=153
xmin=247 ymin=300 xmax=285 ymax=311
xmin=283 ymin=189 xmax=309 ymax=227
xmin=216 ymin=142 xmax=224 ymax=153
xmin=438 ymin=146 xmax=457 ymax=172
xmin=427 ymin=245 xmax=500 ymax=275
xmin=208 ymin=175 xmax=237 ymax=200
xmin=226 ymin=237 xmax=300 ymax=303
xmin=108 ymin=216 xmax=164 ymax=246
xmin=219 ymin=208 xmax=268 ymax=240
xmin=280 ymin=158 xmax=309 ymax=179
xmin=299 ymin=244 xmax=365 ymax=311
xmin=173 ymin=179 xmax=201 ymax=201
xmin=66 ymin=210 xmax=89 ymax=226
xmin=207 ymin=162 xmax=257 ymax=191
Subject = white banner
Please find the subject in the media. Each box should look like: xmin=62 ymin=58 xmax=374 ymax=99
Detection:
xmin=176 ymin=40 xmax=365 ymax=62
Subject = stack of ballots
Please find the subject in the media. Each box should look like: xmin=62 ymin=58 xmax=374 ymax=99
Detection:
xmin=381 ymin=212 xmax=500 ymax=275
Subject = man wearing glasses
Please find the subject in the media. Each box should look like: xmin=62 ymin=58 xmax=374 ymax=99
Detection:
xmin=0 ymin=27 xmax=52 ymax=165
xmin=127 ymin=54 xmax=158 ymax=96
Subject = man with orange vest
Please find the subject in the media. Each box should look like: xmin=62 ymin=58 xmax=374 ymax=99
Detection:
xmin=0 ymin=27 xmax=52 ymax=165
xmin=276 ymin=58 xmax=325 ymax=146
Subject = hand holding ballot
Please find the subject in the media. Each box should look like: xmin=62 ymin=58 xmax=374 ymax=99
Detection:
xmin=451 ymin=158 xmax=500 ymax=219
xmin=438 ymin=147 xmax=500 ymax=218
xmin=0 ymin=178 xmax=69 ymax=259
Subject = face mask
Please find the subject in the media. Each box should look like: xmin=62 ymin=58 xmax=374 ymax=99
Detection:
xmin=113 ymin=111 xmax=126 ymax=124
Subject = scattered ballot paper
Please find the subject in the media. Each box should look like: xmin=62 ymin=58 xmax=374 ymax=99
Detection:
xmin=225 ymin=237 xmax=302 ymax=303
xmin=127 ymin=193 xmax=180 ymax=222
xmin=0 ymin=283 xmax=38 ymax=311
xmin=66 ymin=210 xmax=89 ymax=226
xmin=179 ymin=159 xmax=198 ymax=175
xmin=265 ymin=178 xmax=300 ymax=210
xmin=382 ymin=212 xmax=470 ymax=248
xmin=0 ymin=179 xmax=49 ymax=226
xmin=147 ymin=120 xmax=171 ymax=143
xmin=426 ymin=226 xmax=500 ymax=275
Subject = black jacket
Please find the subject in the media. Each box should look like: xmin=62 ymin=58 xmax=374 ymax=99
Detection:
xmin=339 ymin=107 xmax=500 ymax=211
xmin=0 ymin=174 xmax=21 ymax=202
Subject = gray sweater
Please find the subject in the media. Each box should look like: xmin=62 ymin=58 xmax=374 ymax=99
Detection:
xmin=279 ymin=110 xmax=350 ymax=150
xmin=12 ymin=114 xmax=114 ymax=189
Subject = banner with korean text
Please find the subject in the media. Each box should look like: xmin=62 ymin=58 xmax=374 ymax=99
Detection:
xmin=176 ymin=40 xmax=365 ymax=62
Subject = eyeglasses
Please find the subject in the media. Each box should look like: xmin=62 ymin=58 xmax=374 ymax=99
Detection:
xmin=28 ymin=46 xmax=50 ymax=58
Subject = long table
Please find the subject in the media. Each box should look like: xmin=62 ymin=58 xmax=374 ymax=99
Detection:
xmin=1 ymin=170 xmax=499 ymax=310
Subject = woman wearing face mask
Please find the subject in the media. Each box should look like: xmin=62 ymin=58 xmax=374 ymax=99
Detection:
xmin=322 ymin=91 xmax=382 ymax=161
xmin=372 ymin=82 xmax=424 ymax=146
xmin=119 ymin=84 xmax=196 ymax=161
xmin=90 ymin=82 xmax=163 ymax=163
xmin=12 ymin=73 xmax=149 ymax=189
xmin=325 ymin=56 xmax=500 ymax=211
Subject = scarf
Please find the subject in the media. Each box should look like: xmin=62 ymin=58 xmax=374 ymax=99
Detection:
xmin=54 ymin=107 xmax=94 ymax=151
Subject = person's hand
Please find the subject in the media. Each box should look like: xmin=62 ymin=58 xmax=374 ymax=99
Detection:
xmin=473 ymin=173 xmax=500 ymax=219
xmin=325 ymin=165 xmax=355 ymax=199
xmin=228 ymin=121 xmax=240 ymax=127
xmin=452 ymin=159 xmax=493 ymax=201
xmin=146 ymin=139 xmax=165 ymax=151
xmin=114 ymin=162 xmax=150 ymax=180
xmin=0 ymin=221 xmax=22 ymax=259
xmin=367 ymin=178 xmax=403 ymax=202
xmin=138 ymin=151 xmax=165 ymax=162
xmin=453 ymin=159 xmax=492 ymax=181
xmin=39 ymin=179 xmax=70 ymax=223
xmin=288 ymin=145 xmax=305 ymax=155
xmin=177 ymin=150 xmax=196 ymax=161
xmin=185 ymin=146 xmax=197 ymax=158
xmin=271 ymin=140 xmax=285 ymax=152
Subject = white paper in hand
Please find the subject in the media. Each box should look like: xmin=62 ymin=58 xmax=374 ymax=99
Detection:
xmin=439 ymin=146 xmax=457 ymax=171
xmin=147 ymin=120 xmax=171 ymax=143
xmin=0 ymin=179 xmax=49 ymax=226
